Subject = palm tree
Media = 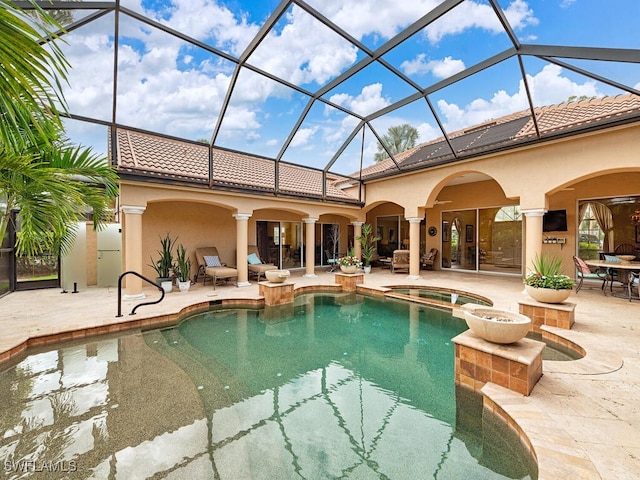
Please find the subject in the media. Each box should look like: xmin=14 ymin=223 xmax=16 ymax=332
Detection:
xmin=374 ymin=124 xmax=419 ymax=162
xmin=0 ymin=120 xmax=119 ymax=256
xmin=0 ymin=0 xmax=69 ymax=150
xmin=0 ymin=1 xmax=119 ymax=256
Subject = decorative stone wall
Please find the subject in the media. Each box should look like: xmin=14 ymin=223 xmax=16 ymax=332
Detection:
xmin=258 ymin=281 xmax=294 ymax=306
xmin=453 ymin=330 xmax=545 ymax=396
xmin=334 ymin=272 xmax=364 ymax=292
xmin=518 ymin=300 xmax=575 ymax=333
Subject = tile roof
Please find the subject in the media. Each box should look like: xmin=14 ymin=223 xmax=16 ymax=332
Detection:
xmin=115 ymin=129 xmax=357 ymax=201
xmin=361 ymin=94 xmax=640 ymax=178
xmin=114 ymin=94 xmax=640 ymax=195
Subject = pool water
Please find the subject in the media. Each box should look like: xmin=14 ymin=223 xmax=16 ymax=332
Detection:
xmin=0 ymin=293 xmax=537 ymax=479
xmin=386 ymin=286 xmax=492 ymax=307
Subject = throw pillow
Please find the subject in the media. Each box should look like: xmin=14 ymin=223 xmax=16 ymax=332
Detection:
xmin=247 ymin=252 xmax=262 ymax=265
xmin=604 ymin=254 xmax=621 ymax=263
xmin=204 ymin=255 xmax=222 ymax=267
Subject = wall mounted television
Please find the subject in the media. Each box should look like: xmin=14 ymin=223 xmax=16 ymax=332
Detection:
xmin=543 ymin=209 xmax=568 ymax=232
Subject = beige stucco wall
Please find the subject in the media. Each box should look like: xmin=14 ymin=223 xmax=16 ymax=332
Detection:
xmin=117 ymin=120 xmax=640 ymax=281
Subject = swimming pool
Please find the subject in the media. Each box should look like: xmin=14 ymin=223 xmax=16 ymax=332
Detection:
xmin=385 ymin=285 xmax=493 ymax=308
xmin=0 ymin=293 xmax=537 ymax=479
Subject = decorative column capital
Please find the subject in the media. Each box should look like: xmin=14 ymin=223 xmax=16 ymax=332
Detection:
xmin=521 ymin=208 xmax=546 ymax=217
xmin=303 ymin=217 xmax=318 ymax=224
xmin=233 ymin=213 xmax=252 ymax=221
xmin=351 ymin=221 xmax=364 ymax=226
xmin=406 ymin=217 xmax=423 ymax=224
xmin=121 ymin=205 xmax=146 ymax=215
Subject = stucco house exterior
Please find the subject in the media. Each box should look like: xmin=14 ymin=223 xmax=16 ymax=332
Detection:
xmin=104 ymin=94 xmax=640 ymax=297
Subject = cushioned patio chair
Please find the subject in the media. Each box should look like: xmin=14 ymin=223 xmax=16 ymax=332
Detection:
xmin=194 ymin=247 xmax=238 ymax=289
xmin=573 ymin=256 xmax=608 ymax=293
xmin=247 ymin=245 xmax=278 ymax=281
xmin=391 ymin=249 xmax=410 ymax=273
xmin=420 ymin=248 xmax=438 ymax=270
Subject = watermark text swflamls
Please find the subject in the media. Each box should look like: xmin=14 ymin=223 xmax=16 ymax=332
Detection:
xmin=4 ymin=460 xmax=77 ymax=473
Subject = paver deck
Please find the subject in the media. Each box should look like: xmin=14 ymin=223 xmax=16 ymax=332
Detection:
xmin=1 ymin=269 xmax=638 ymax=479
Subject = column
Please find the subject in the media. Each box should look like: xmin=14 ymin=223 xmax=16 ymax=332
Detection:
xmin=352 ymin=221 xmax=364 ymax=260
xmin=407 ymin=217 xmax=422 ymax=279
xmin=234 ymin=213 xmax=251 ymax=287
xmin=522 ymin=209 xmax=546 ymax=275
xmin=303 ymin=217 xmax=318 ymax=278
xmin=121 ymin=205 xmax=146 ymax=299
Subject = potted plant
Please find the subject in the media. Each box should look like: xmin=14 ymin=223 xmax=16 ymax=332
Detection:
xmin=338 ymin=248 xmax=362 ymax=274
xmin=149 ymin=232 xmax=177 ymax=292
xmin=524 ymin=253 xmax=575 ymax=303
xmin=173 ymin=243 xmax=192 ymax=292
xmin=355 ymin=223 xmax=381 ymax=273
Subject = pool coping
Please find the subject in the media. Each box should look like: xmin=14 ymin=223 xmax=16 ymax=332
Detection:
xmin=0 ymin=282 xmax=626 ymax=480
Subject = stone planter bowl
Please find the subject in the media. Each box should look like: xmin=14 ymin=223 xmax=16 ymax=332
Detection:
xmin=265 ymin=269 xmax=290 ymax=283
xmin=463 ymin=308 xmax=532 ymax=344
xmin=525 ymin=285 xmax=571 ymax=304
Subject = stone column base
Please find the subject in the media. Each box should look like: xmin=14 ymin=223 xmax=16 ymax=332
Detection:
xmin=452 ymin=330 xmax=544 ymax=396
xmin=518 ymin=300 xmax=576 ymax=333
xmin=334 ymin=272 xmax=364 ymax=292
xmin=259 ymin=282 xmax=294 ymax=306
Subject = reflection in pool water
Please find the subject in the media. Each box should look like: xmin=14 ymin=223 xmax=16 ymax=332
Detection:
xmin=0 ymin=293 xmax=537 ymax=479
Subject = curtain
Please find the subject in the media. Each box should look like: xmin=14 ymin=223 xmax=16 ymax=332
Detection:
xmin=580 ymin=202 xmax=614 ymax=252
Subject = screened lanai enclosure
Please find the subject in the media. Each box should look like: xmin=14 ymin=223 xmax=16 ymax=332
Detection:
xmin=15 ymin=0 xmax=640 ymax=196
xmin=3 ymin=0 xmax=640 ymax=292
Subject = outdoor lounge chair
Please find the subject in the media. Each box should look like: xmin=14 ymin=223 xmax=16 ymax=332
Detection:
xmin=421 ymin=248 xmax=438 ymax=270
xmin=194 ymin=247 xmax=238 ymax=288
xmin=247 ymin=245 xmax=278 ymax=281
xmin=391 ymin=249 xmax=410 ymax=273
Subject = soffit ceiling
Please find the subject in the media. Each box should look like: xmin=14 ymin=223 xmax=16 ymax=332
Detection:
xmin=22 ymin=0 xmax=640 ymax=182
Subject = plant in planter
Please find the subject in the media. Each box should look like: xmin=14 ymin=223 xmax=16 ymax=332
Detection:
xmin=355 ymin=223 xmax=381 ymax=273
xmin=337 ymin=248 xmax=362 ymax=273
xmin=524 ymin=253 xmax=575 ymax=303
xmin=149 ymin=232 xmax=177 ymax=292
xmin=173 ymin=243 xmax=192 ymax=292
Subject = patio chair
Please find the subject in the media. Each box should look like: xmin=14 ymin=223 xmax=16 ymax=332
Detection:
xmin=628 ymin=271 xmax=639 ymax=302
xmin=573 ymin=256 xmax=608 ymax=293
xmin=421 ymin=248 xmax=438 ymax=270
xmin=325 ymin=249 xmax=339 ymax=272
xmin=614 ymin=244 xmax=636 ymax=255
xmin=391 ymin=249 xmax=410 ymax=273
xmin=247 ymin=245 xmax=277 ymax=281
xmin=194 ymin=247 xmax=238 ymax=289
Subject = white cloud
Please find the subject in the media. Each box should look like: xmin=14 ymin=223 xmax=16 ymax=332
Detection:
xmin=425 ymin=0 xmax=537 ymax=43
xmin=246 ymin=6 xmax=359 ymax=87
xmin=401 ymin=55 xmax=466 ymax=78
xmin=291 ymin=127 xmax=319 ymax=148
xmin=328 ymin=83 xmax=390 ymax=116
xmin=436 ymin=64 xmax=601 ymax=132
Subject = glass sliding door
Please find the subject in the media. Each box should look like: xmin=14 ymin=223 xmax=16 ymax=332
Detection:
xmin=441 ymin=210 xmax=476 ymax=271
xmin=441 ymin=206 xmax=521 ymax=274
xmin=478 ymin=206 xmax=522 ymax=273
xmin=321 ymin=223 xmax=340 ymax=267
xmin=257 ymin=220 xmax=303 ymax=269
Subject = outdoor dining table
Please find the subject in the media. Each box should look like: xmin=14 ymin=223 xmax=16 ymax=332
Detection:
xmin=584 ymin=259 xmax=640 ymax=301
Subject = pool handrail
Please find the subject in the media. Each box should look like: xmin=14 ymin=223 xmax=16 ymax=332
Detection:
xmin=117 ymin=271 xmax=165 ymax=317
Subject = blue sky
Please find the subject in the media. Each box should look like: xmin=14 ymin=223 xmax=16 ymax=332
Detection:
xmin=56 ymin=0 xmax=640 ymax=175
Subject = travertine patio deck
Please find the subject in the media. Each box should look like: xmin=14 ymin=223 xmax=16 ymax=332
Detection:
xmin=1 ymin=268 xmax=638 ymax=479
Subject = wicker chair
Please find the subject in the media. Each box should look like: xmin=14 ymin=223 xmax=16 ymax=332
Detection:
xmin=391 ymin=249 xmax=410 ymax=273
xmin=420 ymin=248 xmax=438 ymax=270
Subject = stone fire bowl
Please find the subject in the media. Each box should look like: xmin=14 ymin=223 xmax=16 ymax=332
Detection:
xmin=265 ymin=269 xmax=291 ymax=283
xmin=463 ymin=307 xmax=532 ymax=344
